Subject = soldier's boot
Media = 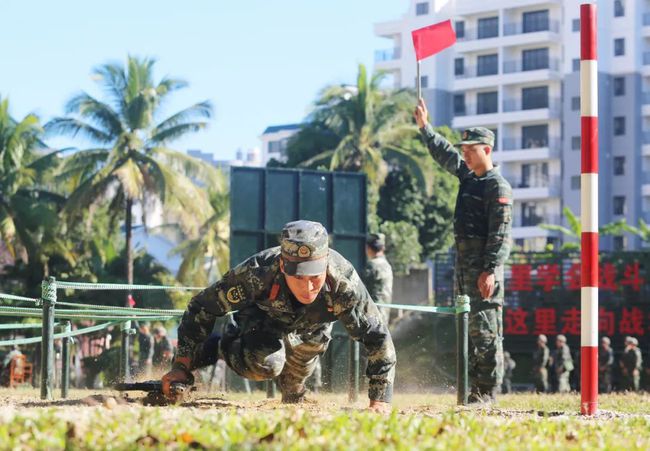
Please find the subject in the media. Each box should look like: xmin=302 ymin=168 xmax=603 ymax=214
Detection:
xmin=468 ymin=386 xmax=497 ymax=404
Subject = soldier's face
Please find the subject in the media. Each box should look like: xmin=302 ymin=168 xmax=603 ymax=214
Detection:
xmin=460 ymin=144 xmax=491 ymax=171
xmin=280 ymin=259 xmax=327 ymax=304
xmin=284 ymin=272 xmax=327 ymax=304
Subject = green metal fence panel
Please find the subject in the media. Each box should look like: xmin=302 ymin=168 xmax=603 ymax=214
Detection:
xmin=230 ymin=167 xmax=367 ymax=272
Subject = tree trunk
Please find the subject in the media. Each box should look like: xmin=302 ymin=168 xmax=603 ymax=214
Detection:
xmin=125 ymin=198 xmax=134 ymax=307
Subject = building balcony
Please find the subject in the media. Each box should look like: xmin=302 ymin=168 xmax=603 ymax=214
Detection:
xmin=510 ymin=176 xmax=561 ymax=200
xmin=375 ymin=47 xmax=401 ymax=62
xmin=503 ymin=20 xmax=559 ymax=36
xmin=644 ymin=13 xmax=650 ymax=36
xmin=497 ymin=137 xmax=561 ymax=162
xmin=503 ymin=58 xmax=559 ymax=74
xmin=513 ymin=214 xmax=561 ymax=228
xmin=454 ymin=65 xmax=500 ymax=80
xmin=643 ymin=172 xmax=650 ymax=197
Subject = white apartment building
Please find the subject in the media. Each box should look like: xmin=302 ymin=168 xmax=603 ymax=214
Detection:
xmin=375 ymin=0 xmax=650 ymax=251
xmin=259 ymin=124 xmax=303 ymax=165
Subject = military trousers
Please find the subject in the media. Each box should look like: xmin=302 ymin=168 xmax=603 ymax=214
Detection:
xmin=455 ymin=244 xmax=505 ymax=395
xmin=534 ymin=368 xmax=548 ymax=393
xmin=555 ymin=370 xmax=571 ymax=393
xmin=193 ymin=317 xmax=332 ymax=396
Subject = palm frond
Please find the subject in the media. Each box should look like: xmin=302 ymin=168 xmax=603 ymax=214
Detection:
xmin=45 ymin=118 xmax=114 ymax=144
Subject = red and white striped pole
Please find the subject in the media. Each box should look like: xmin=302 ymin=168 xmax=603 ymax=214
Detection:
xmin=580 ymin=3 xmax=598 ymax=416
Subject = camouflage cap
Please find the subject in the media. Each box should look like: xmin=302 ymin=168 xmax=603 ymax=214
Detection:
xmin=538 ymin=334 xmax=548 ymax=344
xmin=601 ymin=336 xmax=611 ymax=345
xmin=280 ymin=220 xmax=329 ymax=276
xmin=556 ymin=334 xmax=567 ymax=343
xmin=457 ymin=127 xmax=495 ymax=147
xmin=366 ymin=232 xmax=386 ymax=248
xmin=625 ymin=336 xmax=634 ymax=344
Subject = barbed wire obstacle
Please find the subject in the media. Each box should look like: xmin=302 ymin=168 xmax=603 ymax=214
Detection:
xmin=0 ymin=278 xmax=470 ymax=405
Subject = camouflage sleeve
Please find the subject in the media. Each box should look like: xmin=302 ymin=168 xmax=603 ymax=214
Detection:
xmin=635 ymin=349 xmax=643 ymax=370
xmin=606 ymin=349 xmax=614 ymax=367
xmin=176 ymin=257 xmax=263 ymax=363
xmin=483 ymin=179 xmax=513 ymax=273
xmin=562 ymin=347 xmax=574 ymax=372
xmin=333 ymin=265 xmax=396 ymax=403
xmin=420 ymin=123 xmax=469 ymax=179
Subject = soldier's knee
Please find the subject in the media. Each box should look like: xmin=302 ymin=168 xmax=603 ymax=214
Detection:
xmin=245 ymin=350 xmax=286 ymax=380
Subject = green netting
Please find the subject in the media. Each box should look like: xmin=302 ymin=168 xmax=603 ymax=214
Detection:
xmin=0 ymin=321 xmax=120 ymax=347
xmin=55 ymin=281 xmax=204 ymax=291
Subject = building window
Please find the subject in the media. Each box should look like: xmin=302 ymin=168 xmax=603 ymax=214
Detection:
xmin=420 ymin=75 xmax=429 ymax=89
xmin=454 ymin=58 xmax=464 ymax=76
xmin=572 ymin=18 xmax=580 ymax=32
xmin=613 ymin=156 xmax=625 ymax=175
xmin=453 ymin=94 xmax=466 ymax=116
xmin=455 ymin=21 xmax=465 ymax=39
xmin=572 ymin=58 xmax=580 ymax=72
xmin=614 ymin=38 xmax=625 ymax=56
xmin=613 ymin=77 xmax=625 ymax=96
xmin=523 ymin=10 xmax=550 ymax=33
xmin=613 ymin=236 xmax=625 ymax=251
xmin=571 ymin=96 xmax=580 ymax=111
xmin=522 ymin=86 xmax=549 ymax=109
xmin=614 ymin=116 xmax=626 ymax=135
xmin=521 ymin=202 xmax=542 ymax=226
xmin=571 ymin=175 xmax=581 ymax=190
xmin=478 ymin=16 xmax=499 ymax=39
xmin=614 ymin=0 xmax=625 ymax=17
xmin=522 ymin=48 xmax=549 ymax=71
xmin=477 ymin=54 xmax=498 ymax=76
xmin=415 ymin=2 xmax=429 ymax=16
xmin=477 ymin=91 xmax=498 ymax=114
xmin=613 ymin=196 xmax=626 ymax=215
xmin=489 ymin=128 xmax=498 ymax=150
xmin=571 ymin=136 xmax=581 ymax=150
xmin=522 ymin=125 xmax=548 ymax=148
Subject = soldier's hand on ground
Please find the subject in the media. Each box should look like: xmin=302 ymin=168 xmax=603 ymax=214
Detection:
xmin=414 ymin=98 xmax=428 ymax=128
xmin=368 ymin=400 xmax=391 ymax=413
xmin=477 ymin=272 xmax=496 ymax=299
xmin=162 ymin=363 xmax=192 ymax=401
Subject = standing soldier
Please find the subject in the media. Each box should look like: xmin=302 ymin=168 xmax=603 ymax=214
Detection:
xmin=532 ymin=334 xmax=550 ymax=393
xmin=415 ymin=99 xmax=512 ymax=403
xmin=550 ymin=335 xmax=573 ymax=393
xmin=363 ymin=233 xmax=393 ymax=325
xmin=620 ymin=336 xmax=642 ymax=391
xmin=598 ymin=336 xmax=614 ymax=393
xmin=137 ymin=322 xmax=155 ymax=378
xmin=161 ymin=220 xmax=395 ymax=411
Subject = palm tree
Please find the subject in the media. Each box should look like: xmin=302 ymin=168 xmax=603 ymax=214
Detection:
xmin=294 ymin=64 xmax=434 ymax=196
xmin=0 ymin=96 xmax=72 ymax=284
xmin=170 ymin=171 xmax=230 ymax=286
xmin=46 ymin=56 xmax=215 ymax=300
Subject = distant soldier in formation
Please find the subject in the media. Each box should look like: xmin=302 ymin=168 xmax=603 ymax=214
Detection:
xmin=137 ymin=321 xmax=155 ymax=378
xmin=153 ymin=326 xmax=174 ymax=372
xmin=532 ymin=335 xmax=550 ymax=393
xmin=550 ymin=335 xmax=573 ymax=393
xmin=363 ymin=232 xmax=393 ymax=325
xmin=598 ymin=336 xmax=614 ymax=394
xmin=501 ymin=351 xmax=516 ymax=394
xmin=620 ymin=336 xmax=642 ymax=392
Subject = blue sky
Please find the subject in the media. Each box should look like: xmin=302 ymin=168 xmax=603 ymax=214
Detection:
xmin=0 ymin=1 xmax=406 ymax=160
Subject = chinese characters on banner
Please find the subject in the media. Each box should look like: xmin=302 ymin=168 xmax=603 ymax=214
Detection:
xmin=508 ymin=262 xmax=644 ymax=293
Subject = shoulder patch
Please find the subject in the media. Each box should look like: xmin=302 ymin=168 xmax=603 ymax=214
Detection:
xmin=226 ymin=286 xmax=245 ymax=304
xmin=497 ymin=197 xmax=511 ymax=205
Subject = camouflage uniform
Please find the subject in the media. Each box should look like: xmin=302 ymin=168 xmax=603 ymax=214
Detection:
xmin=532 ymin=337 xmax=550 ymax=393
xmin=598 ymin=338 xmax=614 ymax=394
xmin=420 ymin=124 xmax=512 ymax=398
xmin=621 ymin=338 xmax=642 ymax=392
xmin=176 ymin=220 xmax=396 ymax=403
xmin=363 ymin=233 xmax=393 ymax=324
xmin=551 ymin=338 xmax=573 ymax=393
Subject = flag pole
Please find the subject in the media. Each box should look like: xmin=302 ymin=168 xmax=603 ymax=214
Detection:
xmin=416 ymin=60 xmax=422 ymax=99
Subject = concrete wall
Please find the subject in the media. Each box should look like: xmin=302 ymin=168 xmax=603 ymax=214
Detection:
xmin=393 ymin=267 xmax=433 ymax=305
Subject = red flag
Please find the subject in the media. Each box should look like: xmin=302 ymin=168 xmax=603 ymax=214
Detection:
xmin=411 ymin=20 xmax=457 ymax=61
xmin=128 ymin=294 xmax=136 ymax=307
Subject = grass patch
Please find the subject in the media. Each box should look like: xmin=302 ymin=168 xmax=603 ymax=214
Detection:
xmin=0 ymin=391 xmax=648 ymax=450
